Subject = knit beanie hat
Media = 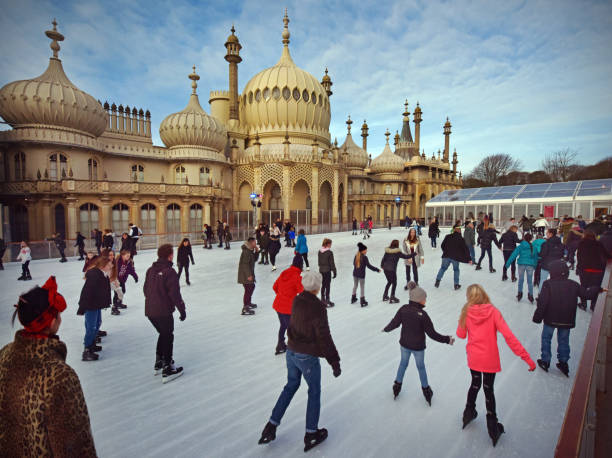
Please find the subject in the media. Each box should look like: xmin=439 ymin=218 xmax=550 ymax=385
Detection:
xmin=357 ymin=242 xmax=367 ymax=252
xmin=407 ymin=281 xmax=427 ymax=303
xmin=301 ymin=271 xmax=322 ymax=291
xmin=292 ymin=254 xmax=304 ymax=269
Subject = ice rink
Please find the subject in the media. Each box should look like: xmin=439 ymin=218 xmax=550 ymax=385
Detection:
xmin=0 ymin=228 xmax=590 ymax=457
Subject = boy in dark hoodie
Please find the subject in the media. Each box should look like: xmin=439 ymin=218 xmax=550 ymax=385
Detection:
xmin=533 ymin=259 xmax=605 ymax=377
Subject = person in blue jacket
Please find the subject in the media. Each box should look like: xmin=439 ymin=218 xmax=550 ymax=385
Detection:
xmin=296 ymin=229 xmax=309 ymax=270
xmin=505 ymin=233 xmax=540 ymax=303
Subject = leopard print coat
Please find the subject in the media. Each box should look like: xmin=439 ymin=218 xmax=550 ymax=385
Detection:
xmin=0 ymin=331 xmax=97 ymax=457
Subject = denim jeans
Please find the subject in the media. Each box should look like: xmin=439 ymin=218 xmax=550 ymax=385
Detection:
xmin=477 ymin=246 xmax=493 ymax=270
xmin=436 ymin=257 xmax=460 ymax=285
xmin=83 ymin=309 xmax=101 ymax=348
xmin=540 ymin=269 xmax=549 ymax=284
xmin=540 ymin=324 xmax=570 ymax=364
xmin=270 ymin=350 xmax=321 ymax=433
xmin=430 ymin=237 xmax=437 ymax=248
xmin=502 ymin=250 xmax=516 ymax=278
xmin=395 ymin=346 xmax=429 ymax=388
xmin=467 ymin=245 xmax=476 ymax=264
xmin=517 ymin=264 xmax=534 ymax=295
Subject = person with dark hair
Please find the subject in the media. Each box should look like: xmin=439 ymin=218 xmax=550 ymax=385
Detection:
xmin=0 ymin=277 xmax=97 ymax=457
xmin=296 ymin=228 xmax=310 ymax=270
xmin=500 ymin=225 xmax=520 ymax=281
xmin=352 ymin=218 xmax=358 ymax=235
xmin=381 ymin=239 xmax=413 ymax=303
xmin=272 ymin=255 xmax=304 ymax=355
xmin=428 ymin=218 xmax=440 ymax=248
xmin=435 ymin=225 xmax=472 ymax=290
xmin=177 ymin=238 xmax=195 ymax=285
xmin=203 ymin=223 xmax=213 ymax=249
xmin=120 ymin=232 xmax=131 ymax=253
xmin=75 ymin=231 xmax=86 ymax=260
xmin=475 ymin=224 xmax=501 ymax=273
xmin=463 ymin=221 xmax=476 ymax=264
xmin=217 ymin=220 xmax=224 ymax=248
xmin=238 ymin=237 xmax=260 ymax=315
xmin=403 ymin=228 xmax=424 ymax=287
xmin=143 ymin=244 xmax=186 ymax=383
xmin=268 ymin=226 xmax=281 ymax=271
xmin=224 ymin=223 xmax=232 ymax=249
xmin=577 ymin=230 xmax=610 ymax=311
xmin=539 ymin=228 xmax=564 ymax=284
xmin=16 ymin=241 xmax=32 ymax=281
xmin=116 ymin=249 xmax=138 ymax=307
xmin=352 ymin=242 xmax=380 ymax=306
xmin=318 ymin=238 xmax=337 ymax=307
xmin=128 ymin=223 xmax=142 ymax=256
xmin=49 ymin=233 xmax=67 ymax=262
xmin=94 ymin=228 xmax=102 ymax=255
xmin=102 ymin=229 xmax=114 ymax=250
xmin=257 ymin=228 xmax=270 ymax=265
xmin=505 ymin=233 xmax=540 ymax=303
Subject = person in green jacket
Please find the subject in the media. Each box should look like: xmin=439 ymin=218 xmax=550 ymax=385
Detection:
xmin=505 ymin=233 xmax=540 ymax=303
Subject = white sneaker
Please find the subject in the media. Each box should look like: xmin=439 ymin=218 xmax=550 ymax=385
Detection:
xmin=306 ymin=267 xmax=310 ymax=271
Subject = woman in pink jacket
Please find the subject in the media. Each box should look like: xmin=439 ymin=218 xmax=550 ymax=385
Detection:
xmin=456 ymin=284 xmax=535 ymax=447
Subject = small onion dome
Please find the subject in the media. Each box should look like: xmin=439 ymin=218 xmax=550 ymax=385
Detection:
xmin=0 ymin=20 xmax=107 ymax=137
xmin=414 ymin=102 xmax=422 ymax=114
xmin=340 ymin=115 xmax=368 ymax=168
xmin=370 ymin=129 xmax=405 ymax=174
xmin=226 ymin=25 xmax=239 ymax=44
xmin=159 ymin=66 xmax=227 ymax=151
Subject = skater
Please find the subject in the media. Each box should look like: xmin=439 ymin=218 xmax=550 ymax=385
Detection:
xmin=457 ymin=284 xmax=535 ymax=447
xmin=238 ymin=237 xmax=260 ymax=315
xmin=269 ymin=226 xmax=281 ymax=271
xmin=381 ymin=240 xmax=413 ymax=303
xmin=296 ymin=228 xmax=309 ymax=270
xmin=428 ymin=217 xmax=440 ymax=248
xmin=272 ymin=255 xmax=304 ymax=355
xmin=435 ymin=225 xmax=472 ymax=290
xmin=352 ymin=242 xmax=381 ymax=307
xmin=533 ymin=260 xmax=605 ymax=376
xmin=257 ymin=228 xmax=270 ymax=264
xmin=128 ymin=222 xmax=142 ymax=256
xmin=50 ymin=233 xmax=67 ymax=262
xmin=0 ymin=237 xmax=5 ymax=270
xmin=284 ymin=220 xmax=292 ymax=247
xmin=143 ymin=244 xmax=187 ymax=383
xmin=258 ymin=271 xmax=340 ymax=452
xmin=82 ymin=251 xmax=97 ymax=272
xmin=500 ymin=225 xmax=520 ymax=281
xmin=78 ymin=254 xmax=113 ymax=361
xmin=224 ymin=223 xmax=232 ymax=249
xmin=0 ymin=277 xmax=97 ymax=457
xmin=289 ymin=226 xmax=296 ymax=247
xmin=352 ymin=218 xmax=358 ymax=235
xmin=565 ymin=225 xmax=583 ymax=270
xmin=217 ymin=220 xmax=224 ymax=247
xmin=120 ymin=232 xmax=131 ymax=253
xmin=102 ymin=229 xmax=114 ymax=250
xmin=368 ymin=218 xmax=373 ymax=235
xmin=75 ymin=231 xmax=86 ymax=260
xmin=539 ymin=228 xmax=564 ymax=284
xmin=93 ymin=228 xmax=102 ymax=255
xmin=463 ymin=220 xmax=476 ymax=264
xmin=204 ymin=223 xmax=213 ymax=249
xmin=359 ymin=220 xmax=365 ymax=236
xmin=16 ymin=241 xmax=32 ymax=281
xmin=533 ymin=214 xmax=549 ymax=237
xmin=475 ymin=224 xmax=501 ymax=273
xmin=177 ymin=238 xmax=195 ymax=285
xmin=387 ymin=216 xmax=392 ymax=230
xmin=403 ymin=228 xmax=424 ymax=288
xmin=383 ymin=281 xmax=455 ymax=403
xmin=505 ymin=233 xmax=539 ymax=303
xmin=116 ymin=249 xmax=138 ymax=308
xmin=318 ymin=238 xmax=337 ymax=307
xmin=577 ymin=230 xmax=609 ymax=311
xmin=108 ymin=253 xmax=123 ymax=316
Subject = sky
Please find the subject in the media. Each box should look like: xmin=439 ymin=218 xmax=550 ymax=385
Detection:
xmin=1 ymin=0 xmax=611 ymax=174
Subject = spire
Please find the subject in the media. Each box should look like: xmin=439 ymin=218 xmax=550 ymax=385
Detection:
xmin=361 ymin=120 xmax=368 ymax=151
xmin=282 ymin=9 xmax=290 ymax=46
xmin=189 ymin=65 xmax=200 ymax=94
xmin=277 ymin=9 xmax=295 ymax=65
xmin=45 ymin=18 xmax=64 ymax=59
xmin=321 ymin=68 xmax=333 ymax=97
xmin=400 ymin=99 xmax=413 ymax=143
xmin=384 ymin=128 xmax=390 ymax=144
xmin=346 ymin=115 xmax=353 ymax=134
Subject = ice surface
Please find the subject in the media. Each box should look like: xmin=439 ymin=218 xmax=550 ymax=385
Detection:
xmin=0 ymin=228 xmax=588 ymax=457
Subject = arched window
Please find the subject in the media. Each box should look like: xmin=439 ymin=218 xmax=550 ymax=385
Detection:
xmin=49 ymin=153 xmax=68 ymax=180
xmin=175 ymin=165 xmax=186 ymax=184
xmin=88 ymin=158 xmax=98 ymax=181
xmin=54 ymin=204 xmax=66 ymax=237
xmin=385 ymin=184 xmax=392 ymax=195
xmin=269 ymin=184 xmax=282 ymax=210
xmin=131 ymin=164 xmax=144 ymax=182
xmin=189 ymin=203 xmax=203 ymax=233
xmin=370 ymin=183 xmax=375 ymax=194
xmin=79 ymin=203 xmax=99 ymax=237
xmin=9 ymin=205 xmax=29 ymax=241
xmin=199 ymin=167 xmax=210 ymax=185
xmin=141 ymin=203 xmax=156 ymax=234
xmin=167 ymin=204 xmax=181 ymax=233
xmin=347 ymin=181 xmax=353 ymax=195
xmin=112 ymin=203 xmax=129 ymax=232
xmin=14 ymin=152 xmax=25 ymax=181
xmin=359 ymin=180 xmax=365 ymax=194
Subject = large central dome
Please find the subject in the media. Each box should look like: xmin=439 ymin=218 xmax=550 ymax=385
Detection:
xmin=240 ymin=12 xmax=330 ymax=145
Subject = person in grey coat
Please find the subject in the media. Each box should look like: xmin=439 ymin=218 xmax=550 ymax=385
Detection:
xmin=463 ymin=221 xmax=476 ymax=264
xmin=237 ymin=237 xmax=260 ymax=315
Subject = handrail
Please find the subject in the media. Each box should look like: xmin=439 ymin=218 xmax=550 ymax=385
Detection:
xmin=554 ymin=260 xmax=612 ymax=457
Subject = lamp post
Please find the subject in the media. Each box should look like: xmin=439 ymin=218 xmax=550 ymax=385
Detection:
xmin=395 ymin=196 xmax=401 ymax=226
xmin=250 ymin=192 xmax=262 ymax=228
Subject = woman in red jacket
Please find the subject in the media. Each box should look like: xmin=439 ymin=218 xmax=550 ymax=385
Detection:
xmin=272 ymin=255 xmax=304 ymax=355
xmin=456 ymin=284 xmax=535 ymax=447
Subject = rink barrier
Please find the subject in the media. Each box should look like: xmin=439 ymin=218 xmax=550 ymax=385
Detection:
xmin=555 ymin=260 xmax=612 ymax=458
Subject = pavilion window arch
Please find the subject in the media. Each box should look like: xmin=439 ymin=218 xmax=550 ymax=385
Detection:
xmin=175 ymin=165 xmax=186 ymax=184
xmin=131 ymin=164 xmax=145 ymax=182
xmin=112 ymin=203 xmax=129 ymax=232
xmin=79 ymin=203 xmax=99 ymax=237
xmin=49 ymin=152 xmax=68 ymax=180
xmin=189 ymin=203 xmax=203 ymax=232
xmin=140 ymin=203 xmax=156 ymax=234
xmin=88 ymin=156 xmax=99 ymax=181
xmin=199 ymin=167 xmax=210 ymax=185
xmin=166 ymin=203 xmax=181 ymax=233
xmin=14 ymin=152 xmax=26 ymax=181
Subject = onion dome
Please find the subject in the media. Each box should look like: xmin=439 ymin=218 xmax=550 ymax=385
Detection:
xmin=340 ymin=116 xmax=368 ymax=168
xmin=159 ymin=66 xmax=227 ymax=151
xmin=370 ymin=129 xmax=405 ymax=174
xmin=240 ymin=11 xmax=330 ymax=143
xmin=0 ymin=20 xmax=107 ymax=137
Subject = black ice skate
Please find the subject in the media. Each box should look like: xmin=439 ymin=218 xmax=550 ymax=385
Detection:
xmin=241 ymin=307 xmax=255 ymax=315
xmin=501 ymin=274 xmax=508 ymax=281
xmin=97 ymin=330 xmax=107 ymax=337
xmin=537 ymin=359 xmax=549 ymax=372
xmin=422 ymin=386 xmax=433 ymax=406
xmin=117 ymin=302 xmax=127 ymax=309
xmin=486 ymin=414 xmax=505 ymax=447
xmin=389 ymin=296 xmax=400 ymax=304
xmin=511 ymin=275 xmax=517 ymax=282
xmin=360 ymin=297 xmax=368 ymax=307
xmin=90 ymin=344 xmax=102 ymax=352
xmin=111 ymin=307 xmax=120 ymax=315
xmin=462 ymin=406 xmax=478 ymax=429
xmin=249 ymin=303 xmax=258 ymax=309
xmin=489 ymin=268 xmax=496 ymax=273
xmin=393 ymin=381 xmax=402 ymax=399
xmin=528 ymin=293 xmax=534 ymax=303
xmin=258 ymin=421 xmax=277 ymax=444
xmin=351 ymin=295 xmax=358 ymax=304
xmin=475 ymin=265 xmax=482 ymax=271
xmin=154 ymin=358 xmax=163 ymax=376
xmin=304 ymin=428 xmax=328 ymax=452
xmin=556 ymin=361 xmax=569 ymax=377
xmin=434 ymin=280 xmax=440 ymax=288
xmin=382 ymin=295 xmax=389 ymax=302
xmin=516 ymin=292 xmax=523 ymax=302
xmin=25 ymin=275 xmax=32 ymax=281
xmin=275 ymin=341 xmax=287 ymax=355
xmin=82 ymin=348 xmax=99 ymax=361
xmin=162 ymin=363 xmax=183 ymax=384
xmin=326 ymin=300 xmax=335 ymax=308
xmin=17 ymin=275 xmax=25 ymax=281
xmin=454 ymin=284 xmax=461 ymax=290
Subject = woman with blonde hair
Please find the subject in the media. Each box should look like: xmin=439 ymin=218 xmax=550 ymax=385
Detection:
xmin=457 ymin=284 xmax=535 ymax=447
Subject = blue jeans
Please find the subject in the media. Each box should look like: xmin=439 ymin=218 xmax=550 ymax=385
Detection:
xmin=540 ymin=269 xmax=549 ymax=284
xmin=83 ymin=309 xmax=101 ymax=348
xmin=436 ymin=257 xmax=460 ymax=285
xmin=430 ymin=237 xmax=437 ymax=248
xmin=517 ymin=264 xmax=534 ymax=295
xmin=396 ymin=346 xmax=429 ymax=388
xmin=467 ymin=245 xmax=476 ymax=264
xmin=541 ymin=324 xmax=570 ymax=364
xmin=270 ymin=350 xmax=321 ymax=433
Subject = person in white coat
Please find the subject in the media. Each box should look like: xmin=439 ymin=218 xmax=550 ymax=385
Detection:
xmin=402 ymin=228 xmax=424 ymax=288
xmin=533 ymin=214 xmax=549 ymax=237
xmin=16 ymin=241 xmax=32 ymax=281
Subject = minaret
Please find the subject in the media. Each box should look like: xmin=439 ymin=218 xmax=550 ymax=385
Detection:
xmin=443 ymin=117 xmax=451 ymax=163
xmin=452 ymin=148 xmax=458 ymax=175
xmin=361 ymin=120 xmax=368 ymax=151
xmin=224 ymin=25 xmax=242 ymax=121
xmin=346 ymin=115 xmax=353 ymax=135
xmin=413 ymin=102 xmax=422 ymax=151
xmin=321 ymin=68 xmax=333 ymax=97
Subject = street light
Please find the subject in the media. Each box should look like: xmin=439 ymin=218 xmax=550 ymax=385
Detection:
xmin=250 ymin=192 xmax=262 ymax=227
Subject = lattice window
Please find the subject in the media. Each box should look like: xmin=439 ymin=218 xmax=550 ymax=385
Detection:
xmin=290 ymin=163 xmax=313 ymax=189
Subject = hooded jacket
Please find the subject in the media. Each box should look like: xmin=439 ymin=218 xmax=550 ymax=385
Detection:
xmin=258 ymin=232 xmax=270 ymax=250
xmin=500 ymin=230 xmax=520 ymax=251
xmin=533 ymin=260 xmax=600 ymax=329
xmin=117 ymin=257 xmax=138 ymax=284
xmin=296 ymin=234 xmax=308 ymax=254
xmin=381 ymin=247 xmax=412 ymax=272
xmin=75 ymin=233 xmax=86 ymax=248
xmin=272 ymin=266 xmax=304 ymax=315
xmin=463 ymin=225 xmax=476 ymax=246
xmin=177 ymin=244 xmax=194 ymax=266
xmin=506 ymin=240 xmax=540 ymax=268
xmin=428 ymin=221 xmax=440 ymax=238
xmin=143 ymin=259 xmax=185 ymax=317
xmin=440 ymin=231 xmax=472 ymax=263
xmin=577 ymin=238 xmax=609 ymax=273
xmin=237 ymin=243 xmax=259 ymax=284
xmin=102 ymin=233 xmax=114 ymax=249
xmin=318 ymin=247 xmax=336 ymax=275
xmin=383 ymin=301 xmax=450 ymax=351
xmin=456 ymin=303 xmax=534 ymax=373
xmin=539 ymin=236 xmax=564 ymax=270
xmin=477 ymin=227 xmax=501 ymax=249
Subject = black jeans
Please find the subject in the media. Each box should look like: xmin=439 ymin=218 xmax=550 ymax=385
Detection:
xmin=277 ymin=312 xmax=291 ymax=344
xmin=405 ymin=262 xmax=419 ymax=284
xmin=218 ymin=233 xmax=223 ymax=247
xmin=178 ymin=263 xmax=190 ymax=282
xmin=21 ymin=261 xmax=31 ymax=278
xmin=301 ymin=253 xmax=309 ymax=268
xmin=269 ymin=242 xmax=280 ymax=266
xmin=383 ymin=270 xmax=397 ymax=298
xmin=477 ymin=246 xmax=493 ymax=269
xmin=243 ymin=283 xmax=255 ymax=307
xmin=77 ymin=245 xmax=85 ymax=259
xmin=321 ymin=271 xmax=332 ymax=302
xmin=579 ymin=270 xmax=604 ymax=310
xmin=148 ymin=315 xmax=174 ymax=365
xmin=502 ymin=250 xmax=515 ymax=278
xmin=466 ymin=370 xmax=496 ymax=416
xmin=58 ymin=247 xmax=66 ymax=260
xmin=96 ymin=244 xmax=101 ymax=255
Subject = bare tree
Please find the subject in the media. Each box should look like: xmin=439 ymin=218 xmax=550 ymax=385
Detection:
xmin=468 ymin=153 xmax=523 ymax=186
xmin=541 ymin=149 xmax=578 ymax=182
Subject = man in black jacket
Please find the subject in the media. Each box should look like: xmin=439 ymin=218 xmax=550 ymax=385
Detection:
xmin=143 ymin=244 xmax=186 ymax=383
xmin=435 ymin=225 xmax=472 ymax=290
xmin=500 ymin=225 xmax=520 ymax=281
xmin=75 ymin=231 xmax=86 ymax=260
xmin=259 ymin=271 xmax=340 ymax=452
xmin=539 ymin=228 xmax=564 ymax=284
xmin=475 ymin=224 xmax=501 ymax=272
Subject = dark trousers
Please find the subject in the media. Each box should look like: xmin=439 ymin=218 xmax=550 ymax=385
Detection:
xmin=178 ymin=263 xmax=190 ymax=282
xmin=58 ymin=247 xmax=66 ymax=260
xmin=502 ymin=250 xmax=516 ymax=278
xmin=466 ymin=370 xmax=496 ymax=416
xmin=567 ymin=246 xmax=577 ymax=267
xmin=383 ymin=270 xmax=397 ymax=298
xmin=321 ymin=271 xmax=332 ymax=302
xmin=277 ymin=312 xmax=291 ymax=344
xmin=269 ymin=243 xmax=280 ymax=266
xmin=405 ymin=262 xmax=419 ymax=284
xmin=579 ymin=270 xmax=605 ymax=310
xmin=243 ymin=283 xmax=255 ymax=307
xmin=77 ymin=245 xmax=85 ymax=259
xmin=477 ymin=246 xmax=493 ymax=269
xmin=218 ymin=233 xmax=223 ymax=247
xmin=96 ymin=244 xmax=101 ymax=255
xmin=21 ymin=261 xmax=31 ymax=278
xmin=148 ymin=315 xmax=175 ymax=365
xmin=301 ymin=253 xmax=309 ymax=268
xmin=225 ymin=239 xmax=231 ymax=249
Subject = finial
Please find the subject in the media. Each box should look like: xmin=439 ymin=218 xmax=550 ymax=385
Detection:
xmin=45 ymin=18 xmax=64 ymax=59
xmin=282 ymin=9 xmax=290 ymax=46
xmin=189 ymin=65 xmax=200 ymax=94
xmin=231 ymin=24 xmax=235 ymax=34
xmin=385 ymin=129 xmax=390 ymax=143
xmin=346 ymin=115 xmax=353 ymax=133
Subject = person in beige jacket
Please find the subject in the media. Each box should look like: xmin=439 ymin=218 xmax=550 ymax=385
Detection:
xmin=403 ymin=228 xmax=425 ymax=288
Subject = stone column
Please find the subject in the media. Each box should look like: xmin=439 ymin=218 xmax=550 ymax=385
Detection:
xmin=282 ymin=165 xmax=291 ymax=220
xmin=311 ymin=168 xmax=319 ymax=225
xmin=181 ymin=199 xmax=190 ymax=233
xmin=101 ymin=198 xmax=111 ymax=230
xmin=41 ymin=198 xmax=52 ymax=239
xmin=130 ymin=198 xmax=140 ymax=226
xmin=66 ymin=198 xmax=78 ymax=240
xmin=342 ymin=174 xmax=348 ymax=223
xmin=203 ymin=201 xmax=211 ymax=227
xmin=158 ymin=200 xmax=167 ymax=234
xmin=332 ymin=169 xmax=339 ymax=224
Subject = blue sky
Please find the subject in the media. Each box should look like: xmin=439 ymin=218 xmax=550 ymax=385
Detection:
xmin=1 ymin=0 xmax=611 ymax=174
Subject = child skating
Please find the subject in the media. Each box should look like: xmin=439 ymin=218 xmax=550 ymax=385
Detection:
xmin=351 ymin=242 xmax=380 ymax=307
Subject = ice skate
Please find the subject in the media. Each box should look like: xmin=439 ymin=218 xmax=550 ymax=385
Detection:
xmin=489 ymin=268 xmax=496 ymax=273
xmin=271 ymin=265 xmax=277 ymax=271
xmin=111 ymin=307 xmax=120 ymax=315
xmin=162 ymin=362 xmax=183 ymax=383
xmin=511 ymin=275 xmax=517 ymax=282
xmin=528 ymin=293 xmax=534 ymax=303
xmin=304 ymin=428 xmax=328 ymax=452
xmin=241 ymin=307 xmax=255 ymax=315
xmin=422 ymin=386 xmax=433 ymax=406
xmin=117 ymin=302 xmax=127 ymax=309
xmin=382 ymin=295 xmax=389 ymax=302
xmin=275 ymin=340 xmax=287 ymax=355
xmin=258 ymin=421 xmax=277 ymax=444
xmin=434 ymin=280 xmax=440 ymax=288
xmin=351 ymin=294 xmax=358 ymax=304
xmin=90 ymin=344 xmax=102 ymax=352
xmin=393 ymin=381 xmax=402 ymax=399
xmin=475 ymin=265 xmax=482 ymax=271
xmin=516 ymin=292 xmax=523 ymax=302
xmin=360 ymin=297 xmax=368 ymax=307
xmin=454 ymin=284 xmax=461 ymax=290
xmin=462 ymin=406 xmax=477 ymax=429
xmin=249 ymin=303 xmax=258 ymax=309
xmin=501 ymin=274 xmax=508 ymax=281
xmin=486 ymin=414 xmax=505 ymax=447
xmin=389 ymin=296 xmax=400 ymax=304
xmin=537 ymin=359 xmax=549 ymax=372
xmin=556 ymin=361 xmax=569 ymax=377
xmin=82 ymin=348 xmax=99 ymax=361
xmin=97 ymin=330 xmax=107 ymax=337
xmin=154 ymin=358 xmax=163 ymax=376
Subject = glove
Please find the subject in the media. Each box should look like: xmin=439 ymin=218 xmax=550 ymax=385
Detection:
xmin=528 ymin=361 xmax=536 ymax=371
xmin=179 ymin=309 xmax=186 ymax=321
xmin=331 ymin=362 xmax=341 ymax=378
xmin=332 ymin=271 xmax=337 ymax=279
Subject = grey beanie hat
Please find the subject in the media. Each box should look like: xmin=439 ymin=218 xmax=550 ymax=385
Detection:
xmin=301 ymin=271 xmax=322 ymax=292
xmin=407 ymin=281 xmax=427 ymax=303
